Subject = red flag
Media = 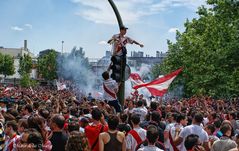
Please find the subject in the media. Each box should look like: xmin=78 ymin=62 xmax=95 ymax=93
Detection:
xmin=133 ymin=68 xmax=183 ymax=96
xmin=130 ymin=73 xmax=145 ymax=87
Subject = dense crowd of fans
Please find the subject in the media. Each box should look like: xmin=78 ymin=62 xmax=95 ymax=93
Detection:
xmin=0 ymin=84 xmax=239 ymax=151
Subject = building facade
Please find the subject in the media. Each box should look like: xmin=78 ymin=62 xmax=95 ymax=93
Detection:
xmin=89 ymin=50 xmax=167 ymax=79
xmin=128 ymin=51 xmax=167 ymax=68
xmin=0 ymin=40 xmax=37 ymax=79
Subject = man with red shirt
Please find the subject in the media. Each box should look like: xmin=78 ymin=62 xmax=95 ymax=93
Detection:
xmin=85 ymin=108 xmax=108 ymax=151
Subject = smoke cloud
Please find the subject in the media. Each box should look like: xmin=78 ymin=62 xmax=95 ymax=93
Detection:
xmin=57 ymin=47 xmax=97 ymax=96
xmin=125 ymin=63 xmax=152 ymax=98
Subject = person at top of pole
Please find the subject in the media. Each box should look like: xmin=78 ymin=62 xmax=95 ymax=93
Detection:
xmin=108 ymin=26 xmax=144 ymax=57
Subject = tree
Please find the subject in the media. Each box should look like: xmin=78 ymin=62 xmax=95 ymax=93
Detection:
xmin=19 ymin=54 xmax=33 ymax=76
xmin=0 ymin=53 xmax=4 ymax=74
xmin=38 ymin=50 xmax=58 ymax=80
xmin=20 ymin=72 xmax=38 ymax=87
xmin=20 ymin=72 xmax=31 ymax=87
xmin=0 ymin=54 xmax=15 ymax=77
xmin=157 ymin=0 xmax=239 ymax=98
xmin=151 ymin=64 xmax=163 ymax=79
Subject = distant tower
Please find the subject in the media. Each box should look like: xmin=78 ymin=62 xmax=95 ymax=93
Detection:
xmin=24 ymin=40 xmax=28 ymax=51
xmin=156 ymin=51 xmax=160 ymax=57
xmin=139 ymin=51 xmax=144 ymax=57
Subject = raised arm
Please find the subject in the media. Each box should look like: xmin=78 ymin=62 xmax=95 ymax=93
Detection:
xmin=108 ymin=38 xmax=114 ymax=44
xmin=133 ymin=40 xmax=144 ymax=48
xmin=108 ymin=35 xmax=118 ymax=44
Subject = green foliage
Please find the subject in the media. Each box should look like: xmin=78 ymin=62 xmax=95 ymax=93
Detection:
xmin=0 ymin=53 xmax=15 ymax=77
xmin=20 ymin=72 xmax=38 ymax=87
xmin=151 ymin=64 xmax=163 ymax=79
xmin=19 ymin=54 xmax=33 ymax=75
xmin=20 ymin=73 xmax=29 ymax=87
xmin=158 ymin=0 xmax=239 ymax=98
xmin=0 ymin=53 xmax=4 ymax=73
xmin=38 ymin=50 xmax=58 ymax=80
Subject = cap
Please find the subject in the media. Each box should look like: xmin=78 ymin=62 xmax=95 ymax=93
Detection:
xmin=120 ymin=26 xmax=128 ymax=30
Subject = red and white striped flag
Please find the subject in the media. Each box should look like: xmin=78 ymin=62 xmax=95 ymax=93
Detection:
xmin=130 ymin=73 xmax=145 ymax=87
xmin=132 ymin=68 xmax=183 ymax=96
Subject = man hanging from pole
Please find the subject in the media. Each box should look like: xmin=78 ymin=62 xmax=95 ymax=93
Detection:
xmin=102 ymin=71 xmax=122 ymax=113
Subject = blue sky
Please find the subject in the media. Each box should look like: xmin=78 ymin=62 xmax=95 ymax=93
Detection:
xmin=0 ymin=0 xmax=207 ymax=58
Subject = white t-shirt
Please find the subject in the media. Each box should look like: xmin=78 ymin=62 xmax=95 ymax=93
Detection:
xmin=124 ymin=108 xmax=134 ymax=114
xmin=179 ymin=124 xmax=209 ymax=151
xmin=203 ymin=117 xmax=209 ymax=125
xmin=164 ymin=122 xmax=176 ymax=149
xmin=137 ymin=146 xmax=164 ymax=151
xmin=126 ymin=127 xmax=147 ymax=151
xmin=103 ymin=78 xmax=118 ymax=101
xmin=110 ymin=34 xmax=134 ymax=56
xmin=132 ymin=107 xmax=148 ymax=122
xmin=170 ymin=124 xmax=184 ymax=151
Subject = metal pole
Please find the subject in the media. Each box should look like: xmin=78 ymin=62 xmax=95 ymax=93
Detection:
xmin=108 ymin=0 xmax=124 ymax=29
xmin=61 ymin=41 xmax=64 ymax=55
xmin=108 ymin=0 xmax=125 ymax=109
xmin=61 ymin=41 xmax=64 ymax=79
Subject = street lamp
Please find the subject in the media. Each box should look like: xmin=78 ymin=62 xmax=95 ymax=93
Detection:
xmin=61 ymin=41 xmax=64 ymax=55
xmin=59 ymin=41 xmax=64 ymax=79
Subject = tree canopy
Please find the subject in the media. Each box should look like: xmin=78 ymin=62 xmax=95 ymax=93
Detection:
xmin=155 ymin=0 xmax=239 ymax=98
xmin=19 ymin=54 xmax=33 ymax=76
xmin=0 ymin=53 xmax=15 ymax=77
xmin=38 ymin=50 xmax=58 ymax=80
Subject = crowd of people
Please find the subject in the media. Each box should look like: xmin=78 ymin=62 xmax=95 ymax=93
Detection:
xmin=0 ymin=83 xmax=238 ymax=151
xmin=0 ymin=15 xmax=238 ymax=151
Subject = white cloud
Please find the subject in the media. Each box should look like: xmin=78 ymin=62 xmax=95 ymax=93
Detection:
xmin=11 ymin=26 xmax=23 ymax=31
xmin=151 ymin=0 xmax=206 ymax=12
xmin=71 ymin=0 xmax=206 ymax=25
xmin=73 ymin=0 xmax=144 ymax=25
xmin=98 ymin=41 xmax=107 ymax=45
xmin=24 ymin=24 xmax=33 ymax=29
xmin=11 ymin=24 xmax=33 ymax=32
xmin=168 ymin=27 xmax=179 ymax=33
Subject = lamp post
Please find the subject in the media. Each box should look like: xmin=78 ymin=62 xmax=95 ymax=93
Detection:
xmin=60 ymin=41 xmax=64 ymax=79
xmin=61 ymin=41 xmax=64 ymax=55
